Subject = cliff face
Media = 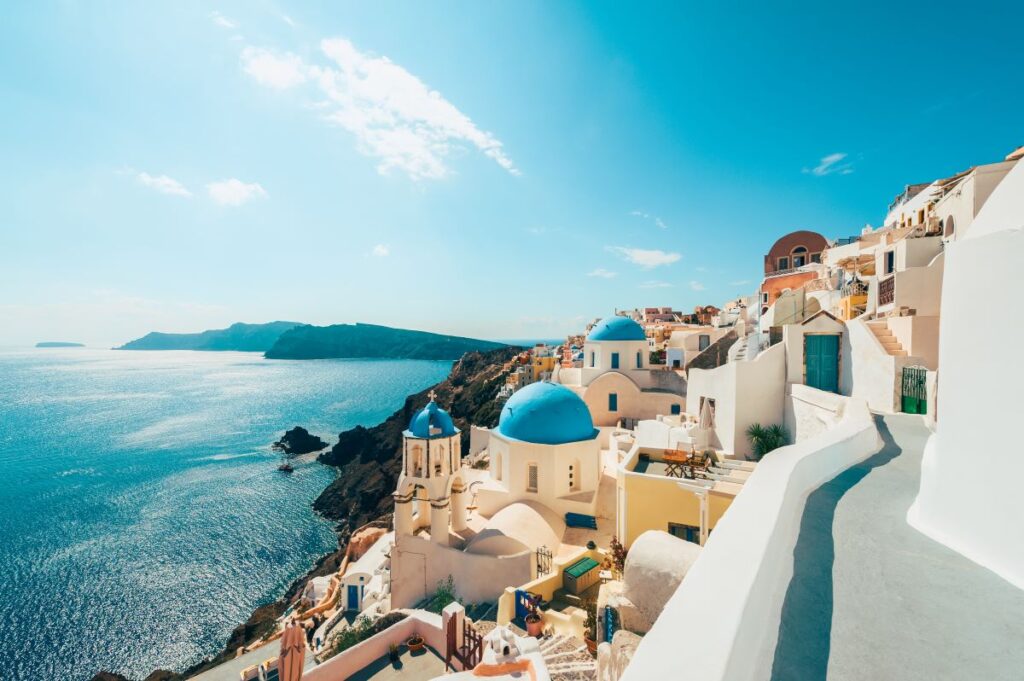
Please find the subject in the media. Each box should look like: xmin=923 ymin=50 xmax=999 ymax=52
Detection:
xmin=265 ymin=322 xmax=507 ymax=361
xmin=313 ymin=346 xmax=520 ymax=536
xmin=116 ymin=321 xmax=301 ymax=351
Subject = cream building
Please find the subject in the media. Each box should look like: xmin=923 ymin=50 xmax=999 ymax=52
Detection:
xmin=558 ymin=315 xmax=686 ymax=426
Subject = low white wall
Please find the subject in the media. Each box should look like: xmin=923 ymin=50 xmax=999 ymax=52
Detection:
xmin=391 ymin=534 xmax=533 ymax=608
xmin=304 ymin=610 xmax=449 ymax=681
xmin=844 ymin=318 xmax=898 ymax=412
xmin=785 ymin=384 xmax=844 ymax=442
xmin=621 ymin=392 xmax=881 ymax=681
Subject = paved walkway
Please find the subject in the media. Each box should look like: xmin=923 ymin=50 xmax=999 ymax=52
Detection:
xmin=771 ymin=414 xmax=1024 ymax=681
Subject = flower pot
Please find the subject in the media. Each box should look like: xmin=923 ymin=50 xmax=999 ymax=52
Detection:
xmin=407 ymin=636 xmax=425 ymax=653
xmin=525 ymin=614 xmax=543 ymax=637
xmin=584 ymin=637 xmax=597 ymax=656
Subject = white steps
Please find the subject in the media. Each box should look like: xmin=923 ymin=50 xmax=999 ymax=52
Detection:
xmin=867 ymin=320 xmax=908 ymax=357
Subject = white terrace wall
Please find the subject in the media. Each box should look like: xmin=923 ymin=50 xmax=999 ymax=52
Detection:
xmin=909 ymin=160 xmax=1024 ymax=589
xmin=391 ymin=534 xmax=533 ymax=608
xmin=686 ymin=342 xmax=785 ymax=458
xmin=620 ymin=392 xmax=881 ymax=681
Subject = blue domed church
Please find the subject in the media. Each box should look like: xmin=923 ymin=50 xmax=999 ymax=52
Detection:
xmin=390 ymin=383 xmax=604 ymax=608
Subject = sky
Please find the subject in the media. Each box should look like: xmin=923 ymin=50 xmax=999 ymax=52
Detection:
xmin=1 ymin=1 xmax=1022 ymax=346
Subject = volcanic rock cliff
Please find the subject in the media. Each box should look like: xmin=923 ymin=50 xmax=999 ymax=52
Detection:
xmin=313 ymin=346 xmax=520 ymax=537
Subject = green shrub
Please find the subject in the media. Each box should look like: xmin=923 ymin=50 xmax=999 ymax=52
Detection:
xmin=746 ymin=423 xmax=790 ymax=460
xmin=321 ymin=611 xmax=408 ymax=661
xmin=419 ymin=575 xmax=461 ymax=614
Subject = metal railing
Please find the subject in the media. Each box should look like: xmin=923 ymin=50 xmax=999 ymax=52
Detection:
xmin=878 ymin=276 xmax=895 ymax=306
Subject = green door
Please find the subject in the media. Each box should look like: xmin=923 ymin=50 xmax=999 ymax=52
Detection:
xmin=805 ymin=335 xmax=839 ymax=393
xmin=902 ymin=366 xmax=928 ymax=414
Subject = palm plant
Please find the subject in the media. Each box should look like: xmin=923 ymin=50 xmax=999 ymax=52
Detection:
xmin=746 ymin=423 xmax=790 ymax=460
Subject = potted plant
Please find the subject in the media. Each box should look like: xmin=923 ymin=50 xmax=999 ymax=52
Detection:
xmin=583 ymin=598 xmax=598 ymax=656
xmin=407 ymin=634 xmax=425 ymax=653
xmin=387 ymin=643 xmax=400 ymax=662
xmin=524 ymin=609 xmax=543 ymax=637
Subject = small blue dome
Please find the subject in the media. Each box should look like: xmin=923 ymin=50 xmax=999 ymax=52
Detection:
xmin=587 ymin=316 xmax=646 ymax=342
xmin=497 ymin=382 xmax=597 ymax=445
xmin=408 ymin=399 xmax=458 ymax=438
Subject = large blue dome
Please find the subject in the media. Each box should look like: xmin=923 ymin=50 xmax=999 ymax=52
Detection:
xmin=587 ymin=316 xmax=646 ymax=342
xmin=408 ymin=399 xmax=458 ymax=439
xmin=497 ymin=382 xmax=597 ymax=445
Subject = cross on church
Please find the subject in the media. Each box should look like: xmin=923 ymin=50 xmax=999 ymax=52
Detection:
xmin=428 ymin=389 xmax=437 ymax=402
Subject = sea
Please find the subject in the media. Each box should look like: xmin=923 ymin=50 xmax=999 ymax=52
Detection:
xmin=0 ymin=348 xmax=452 ymax=681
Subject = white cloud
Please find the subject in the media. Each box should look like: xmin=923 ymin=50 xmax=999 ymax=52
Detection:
xmin=639 ymin=281 xmax=672 ymax=289
xmin=210 ymin=11 xmax=236 ymax=29
xmin=241 ymin=37 xmax=518 ymax=180
xmin=281 ymin=14 xmax=297 ymax=27
xmin=729 ymin=279 xmax=750 ymax=286
xmin=372 ymin=244 xmax=389 ymax=256
xmin=241 ymin=47 xmax=307 ymax=89
xmin=631 ymin=210 xmax=668 ymax=229
xmin=606 ymin=246 xmax=681 ymax=269
xmin=206 ymin=178 xmax=267 ymax=206
xmin=137 ymin=172 xmax=192 ymax=197
xmin=587 ymin=268 xmax=617 ymax=279
xmin=689 ymin=280 xmax=705 ymax=291
xmin=804 ymin=152 xmax=854 ymax=177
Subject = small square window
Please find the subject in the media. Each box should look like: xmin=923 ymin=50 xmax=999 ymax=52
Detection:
xmin=778 ymin=257 xmax=789 ymax=271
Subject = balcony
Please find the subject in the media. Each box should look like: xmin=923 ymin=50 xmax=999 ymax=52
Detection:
xmin=878 ymin=275 xmax=895 ymax=306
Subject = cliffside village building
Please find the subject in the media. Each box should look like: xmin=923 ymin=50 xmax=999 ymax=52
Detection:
xmin=221 ymin=146 xmax=1024 ymax=681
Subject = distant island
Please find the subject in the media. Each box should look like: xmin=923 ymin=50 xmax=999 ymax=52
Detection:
xmin=265 ymin=322 xmax=507 ymax=360
xmin=36 ymin=341 xmax=85 ymax=348
xmin=115 ymin=321 xmax=302 ymax=352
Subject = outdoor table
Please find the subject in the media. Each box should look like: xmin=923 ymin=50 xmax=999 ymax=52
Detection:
xmin=663 ymin=449 xmax=691 ymax=478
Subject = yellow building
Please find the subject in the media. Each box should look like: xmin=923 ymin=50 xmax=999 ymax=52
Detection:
xmin=615 ymin=446 xmax=753 ymax=548
xmin=531 ymin=354 xmax=558 ymax=381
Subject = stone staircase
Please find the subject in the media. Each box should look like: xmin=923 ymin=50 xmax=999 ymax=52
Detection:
xmin=537 ymin=634 xmax=596 ymax=681
xmin=867 ymin=320 xmax=908 ymax=357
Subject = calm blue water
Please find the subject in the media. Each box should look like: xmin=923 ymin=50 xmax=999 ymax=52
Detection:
xmin=0 ymin=349 xmax=451 ymax=681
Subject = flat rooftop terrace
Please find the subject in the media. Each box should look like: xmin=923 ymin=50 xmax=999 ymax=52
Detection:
xmin=771 ymin=414 xmax=1024 ymax=680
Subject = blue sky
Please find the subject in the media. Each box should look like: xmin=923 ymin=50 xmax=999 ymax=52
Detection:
xmin=1 ymin=1 xmax=1021 ymax=346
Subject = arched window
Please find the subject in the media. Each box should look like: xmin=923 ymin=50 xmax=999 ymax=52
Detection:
xmin=636 ymin=350 xmax=643 ymax=368
xmin=493 ymin=451 xmax=503 ymax=482
xmin=944 ymin=216 xmax=955 ymax=238
xmin=791 ymin=246 xmax=808 ymax=268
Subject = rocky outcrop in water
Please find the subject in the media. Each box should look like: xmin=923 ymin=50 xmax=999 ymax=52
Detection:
xmin=273 ymin=426 xmax=328 ymax=455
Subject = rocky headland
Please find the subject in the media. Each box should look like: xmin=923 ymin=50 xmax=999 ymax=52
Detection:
xmin=273 ymin=426 xmax=328 ymax=455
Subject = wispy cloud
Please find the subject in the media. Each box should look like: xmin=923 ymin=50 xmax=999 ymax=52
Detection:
xmin=137 ymin=172 xmax=191 ymax=197
xmin=210 ymin=11 xmax=236 ymax=29
xmin=630 ymin=210 xmax=668 ymax=229
xmin=639 ymin=280 xmax=672 ymax=289
xmin=607 ymin=246 xmax=681 ymax=269
xmin=372 ymin=244 xmax=389 ymax=256
xmin=587 ymin=268 xmax=617 ymax=279
xmin=803 ymin=152 xmax=854 ymax=176
xmin=241 ymin=47 xmax=307 ymax=89
xmin=281 ymin=14 xmax=297 ymax=27
xmin=240 ymin=38 xmax=518 ymax=181
xmin=207 ymin=178 xmax=267 ymax=206
xmin=728 ymin=279 xmax=750 ymax=286
xmin=689 ymin=281 xmax=705 ymax=291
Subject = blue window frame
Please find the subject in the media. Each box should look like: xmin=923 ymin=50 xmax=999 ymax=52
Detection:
xmin=671 ymin=404 xmax=681 ymax=415
xmin=611 ymin=352 xmax=619 ymax=369
xmin=608 ymin=393 xmax=618 ymax=412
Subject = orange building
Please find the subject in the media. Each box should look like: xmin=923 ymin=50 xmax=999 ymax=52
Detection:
xmin=759 ymin=230 xmax=829 ymax=314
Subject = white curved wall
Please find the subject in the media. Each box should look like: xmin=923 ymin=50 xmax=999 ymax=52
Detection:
xmin=909 ymin=161 xmax=1024 ymax=588
xmin=621 ymin=391 xmax=881 ymax=681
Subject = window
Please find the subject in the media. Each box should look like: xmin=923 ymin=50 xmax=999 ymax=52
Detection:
xmin=917 ymin=208 xmax=925 ymax=224
xmin=494 ymin=451 xmax=503 ymax=481
xmin=698 ymin=334 xmax=710 ymax=351
xmin=608 ymin=393 xmax=618 ymax=412
xmin=668 ymin=522 xmax=701 ymax=544
xmin=762 ymin=292 xmax=769 ymax=304
xmin=590 ymin=352 xmax=595 ymax=368
xmin=777 ymin=256 xmax=789 ymax=271
xmin=811 ymin=252 xmax=821 ymax=264
xmin=944 ymin=216 xmax=955 ymax=238
xmin=611 ymin=352 xmax=619 ymax=369
xmin=791 ymin=246 xmax=807 ymax=267
xmin=671 ymin=404 xmax=681 ymax=415
xmin=569 ymin=459 xmax=580 ymax=492
xmin=884 ymin=250 xmax=895 ymax=275
xmin=527 ymin=463 xmax=538 ymax=493
xmin=636 ymin=351 xmax=643 ymax=368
